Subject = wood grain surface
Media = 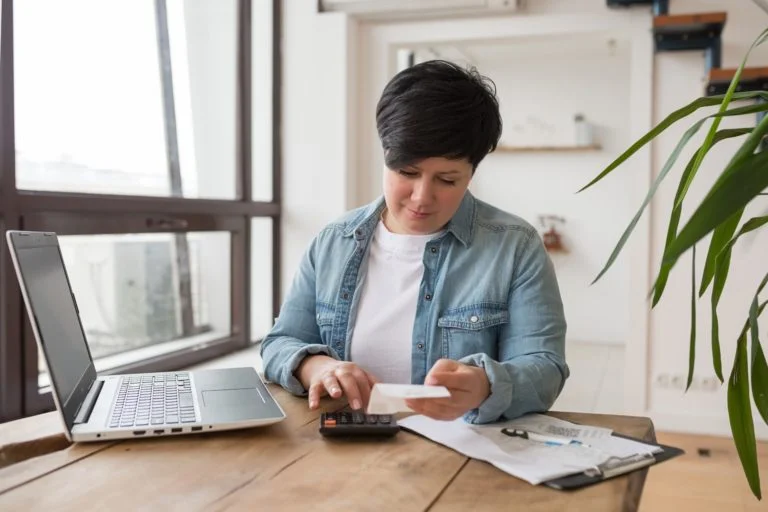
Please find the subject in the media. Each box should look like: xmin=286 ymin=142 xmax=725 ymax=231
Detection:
xmin=0 ymin=385 xmax=656 ymax=511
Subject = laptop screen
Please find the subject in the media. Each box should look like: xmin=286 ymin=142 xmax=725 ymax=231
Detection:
xmin=7 ymin=232 xmax=96 ymax=429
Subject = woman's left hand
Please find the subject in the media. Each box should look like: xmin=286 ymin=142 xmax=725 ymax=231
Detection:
xmin=404 ymin=359 xmax=490 ymax=421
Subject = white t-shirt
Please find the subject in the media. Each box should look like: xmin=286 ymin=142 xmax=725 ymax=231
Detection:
xmin=349 ymin=219 xmax=443 ymax=383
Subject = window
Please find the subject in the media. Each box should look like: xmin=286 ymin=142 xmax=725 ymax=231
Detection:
xmin=0 ymin=0 xmax=281 ymax=421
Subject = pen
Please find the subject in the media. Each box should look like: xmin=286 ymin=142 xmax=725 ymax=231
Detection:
xmin=500 ymin=428 xmax=590 ymax=447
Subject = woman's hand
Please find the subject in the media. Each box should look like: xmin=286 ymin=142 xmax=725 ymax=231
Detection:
xmin=297 ymin=355 xmax=378 ymax=411
xmin=405 ymin=359 xmax=490 ymax=421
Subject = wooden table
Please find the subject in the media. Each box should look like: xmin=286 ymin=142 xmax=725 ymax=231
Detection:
xmin=0 ymin=385 xmax=655 ymax=511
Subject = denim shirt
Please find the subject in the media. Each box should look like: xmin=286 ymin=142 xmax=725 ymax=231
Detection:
xmin=261 ymin=191 xmax=569 ymax=424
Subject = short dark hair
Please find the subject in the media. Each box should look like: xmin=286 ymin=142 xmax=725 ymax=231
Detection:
xmin=376 ymin=60 xmax=502 ymax=173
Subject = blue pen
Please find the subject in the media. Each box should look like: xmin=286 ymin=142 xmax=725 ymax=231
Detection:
xmin=501 ymin=428 xmax=590 ymax=448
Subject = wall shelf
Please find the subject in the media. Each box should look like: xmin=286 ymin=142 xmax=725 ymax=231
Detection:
xmin=495 ymin=144 xmax=602 ymax=153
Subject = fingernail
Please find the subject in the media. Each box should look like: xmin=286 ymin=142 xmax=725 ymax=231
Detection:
xmin=331 ymin=387 xmax=340 ymax=396
xmin=425 ymin=377 xmax=437 ymax=385
xmin=309 ymin=400 xmax=317 ymax=409
xmin=352 ymin=399 xmax=362 ymax=410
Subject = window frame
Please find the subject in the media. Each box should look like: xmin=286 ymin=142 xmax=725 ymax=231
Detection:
xmin=0 ymin=0 xmax=282 ymax=421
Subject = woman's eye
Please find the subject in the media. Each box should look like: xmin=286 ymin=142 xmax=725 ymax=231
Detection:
xmin=440 ymin=179 xmax=456 ymax=186
xmin=398 ymin=169 xmax=417 ymax=177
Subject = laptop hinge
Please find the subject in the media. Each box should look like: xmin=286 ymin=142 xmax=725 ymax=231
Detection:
xmin=74 ymin=379 xmax=105 ymax=425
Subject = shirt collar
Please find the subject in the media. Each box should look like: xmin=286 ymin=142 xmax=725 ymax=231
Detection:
xmin=345 ymin=191 xmax=476 ymax=247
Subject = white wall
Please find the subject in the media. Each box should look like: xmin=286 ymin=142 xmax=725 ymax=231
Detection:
xmin=468 ymin=40 xmax=633 ymax=346
xmin=281 ymin=2 xmax=356 ymax=296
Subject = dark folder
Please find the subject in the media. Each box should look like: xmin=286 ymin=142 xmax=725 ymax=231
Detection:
xmin=543 ymin=433 xmax=684 ymax=490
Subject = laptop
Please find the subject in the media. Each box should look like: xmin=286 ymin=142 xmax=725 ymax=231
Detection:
xmin=6 ymin=230 xmax=286 ymax=442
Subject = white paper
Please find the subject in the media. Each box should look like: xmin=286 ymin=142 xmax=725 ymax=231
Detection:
xmin=366 ymin=383 xmax=450 ymax=414
xmin=504 ymin=413 xmax=613 ymax=442
xmin=399 ymin=413 xmax=662 ymax=485
xmin=504 ymin=414 xmax=661 ymax=458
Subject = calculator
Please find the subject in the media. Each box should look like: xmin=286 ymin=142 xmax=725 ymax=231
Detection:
xmin=319 ymin=411 xmax=400 ymax=437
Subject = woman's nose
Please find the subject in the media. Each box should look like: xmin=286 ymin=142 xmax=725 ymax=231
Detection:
xmin=411 ymin=179 xmax=434 ymax=203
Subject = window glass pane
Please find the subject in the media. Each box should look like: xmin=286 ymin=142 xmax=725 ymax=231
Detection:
xmin=252 ymin=0 xmax=273 ymax=201
xmin=38 ymin=231 xmax=231 ymax=387
xmin=15 ymin=0 xmax=237 ymax=199
xmin=251 ymin=218 xmax=273 ymax=340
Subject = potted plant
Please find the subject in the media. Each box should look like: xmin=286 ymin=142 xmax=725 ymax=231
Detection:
xmin=580 ymin=27 xmax=768 ymax=499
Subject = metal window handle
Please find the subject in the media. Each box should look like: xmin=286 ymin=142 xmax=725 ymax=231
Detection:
xmin=146 ymin=217 xmax=189 ymax=230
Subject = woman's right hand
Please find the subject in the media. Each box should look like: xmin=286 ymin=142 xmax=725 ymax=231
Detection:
xmin=296 ymin=355 xmax=378 ymax=411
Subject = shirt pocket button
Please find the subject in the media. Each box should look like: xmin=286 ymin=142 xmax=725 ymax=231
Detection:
xmin=469 ymin=315 xmax=479 ymax=323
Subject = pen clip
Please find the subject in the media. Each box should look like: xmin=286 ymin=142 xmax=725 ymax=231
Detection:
xmin=585 ymin=452 xmax=655 ymax=478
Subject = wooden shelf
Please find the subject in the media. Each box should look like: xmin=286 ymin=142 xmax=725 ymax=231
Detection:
xmin=495 ymin=144 xmax=602 ymax=153
xmin=707 ymin=66 xmax=768 ymax=96
xmin=708 ymin=66 xmax=768 ymax=83
xmin=653 ymin=12 xmax=726 ymax=30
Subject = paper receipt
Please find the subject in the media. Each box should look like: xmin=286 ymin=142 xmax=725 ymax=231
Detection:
xmin=366 ymin=383 xmax=451 ymax=415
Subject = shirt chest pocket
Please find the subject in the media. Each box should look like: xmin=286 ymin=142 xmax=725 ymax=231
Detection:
xmin=437 ymin=305 xmax=509 ymax=360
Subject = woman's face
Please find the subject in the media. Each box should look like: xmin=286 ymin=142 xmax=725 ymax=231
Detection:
xmin=382 ymin=156 xmax=473 ymax=235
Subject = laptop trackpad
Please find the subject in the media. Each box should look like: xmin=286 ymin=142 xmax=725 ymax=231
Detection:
xmin=200 ymin=388 xmax=267 ymax=422
xmin=202 ymin=388 xmax=265 ymax=408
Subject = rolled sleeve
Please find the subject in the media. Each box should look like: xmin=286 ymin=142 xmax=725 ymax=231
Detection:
xmin=261 ymin=235 xmax=338 ymax=396
xmin=459 ymin=352 xmax=568 ymax=424
xmin=278 ymin=343 xmax=341 ymax=395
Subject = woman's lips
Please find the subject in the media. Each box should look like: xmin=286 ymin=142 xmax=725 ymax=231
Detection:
xmin=407 ymin=209 xmax=432 ymax=219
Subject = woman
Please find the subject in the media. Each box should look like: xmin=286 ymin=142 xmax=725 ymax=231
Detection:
xmin=261 ymin=60 xmax=568 ymax=424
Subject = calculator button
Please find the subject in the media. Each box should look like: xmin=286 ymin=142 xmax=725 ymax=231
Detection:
xmin=366 ymin=415 xmax=377 ymax=424
xmin=352 ymin=412 xmax=364 ymax=424
xmin=378 ymin=415 xmax=392 ymax=424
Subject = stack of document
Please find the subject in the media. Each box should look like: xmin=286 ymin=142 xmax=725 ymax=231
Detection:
xmin=398 ymin=413 xmax=662 ymax=485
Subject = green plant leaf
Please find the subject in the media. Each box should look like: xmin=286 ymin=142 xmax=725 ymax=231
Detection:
xmin=651 ymin=128 xmax=752 ymax=305
xmin=711 ymin=214 xmax=768 ymax=307
xmin=750 ymin=272 xmax=768 ymax=426
xmin=729 ymin=287 xmax=768 ymax=500
xmin=708 ymin=111 xmax=768 ymax=203
xmin=707 ymin=211 xmax=753 ymax=382
xmin=728 ymin=329 xmax=761 ymax=500
xmin=589 ymin=107 xmax=768 ymax=291
xmin=686 ymin=245 xmax=696 ymax=391
xmin=711 ymin=303 xmax=724 ymax=382
xmin=700 ymin=210 xmax=744 ymax=297
xmin=594 ymin=26 xmax=768 ymax=296
xmin=589 ymin=117 xmax=707 ymax=284
xmin=718 ymin=216 xmax=768 ymax=262
xmin=662 ymin=149 xmax=768 ymax=269
xmin=707 ymin=214 xmax=768 ymax=382
xmin=751 ymin=329 xmax=768 ymax=427
xmin=593 ymin=124 xmax=754 ymax=288
xmin=578 ymin=92 xmax=768 ymax=194
xmin=655 ymin=112 xmax=768 ymax=303
xmin=674 ymin=26 xmax=768 ymax=211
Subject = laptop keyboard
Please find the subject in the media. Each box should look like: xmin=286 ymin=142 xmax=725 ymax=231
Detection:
xmin=109 ymin=372 xmax=198 ymax=428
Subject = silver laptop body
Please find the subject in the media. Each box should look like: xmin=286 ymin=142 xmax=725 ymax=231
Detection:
xmin=6 ymin=230 xmax=285 ymax=442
